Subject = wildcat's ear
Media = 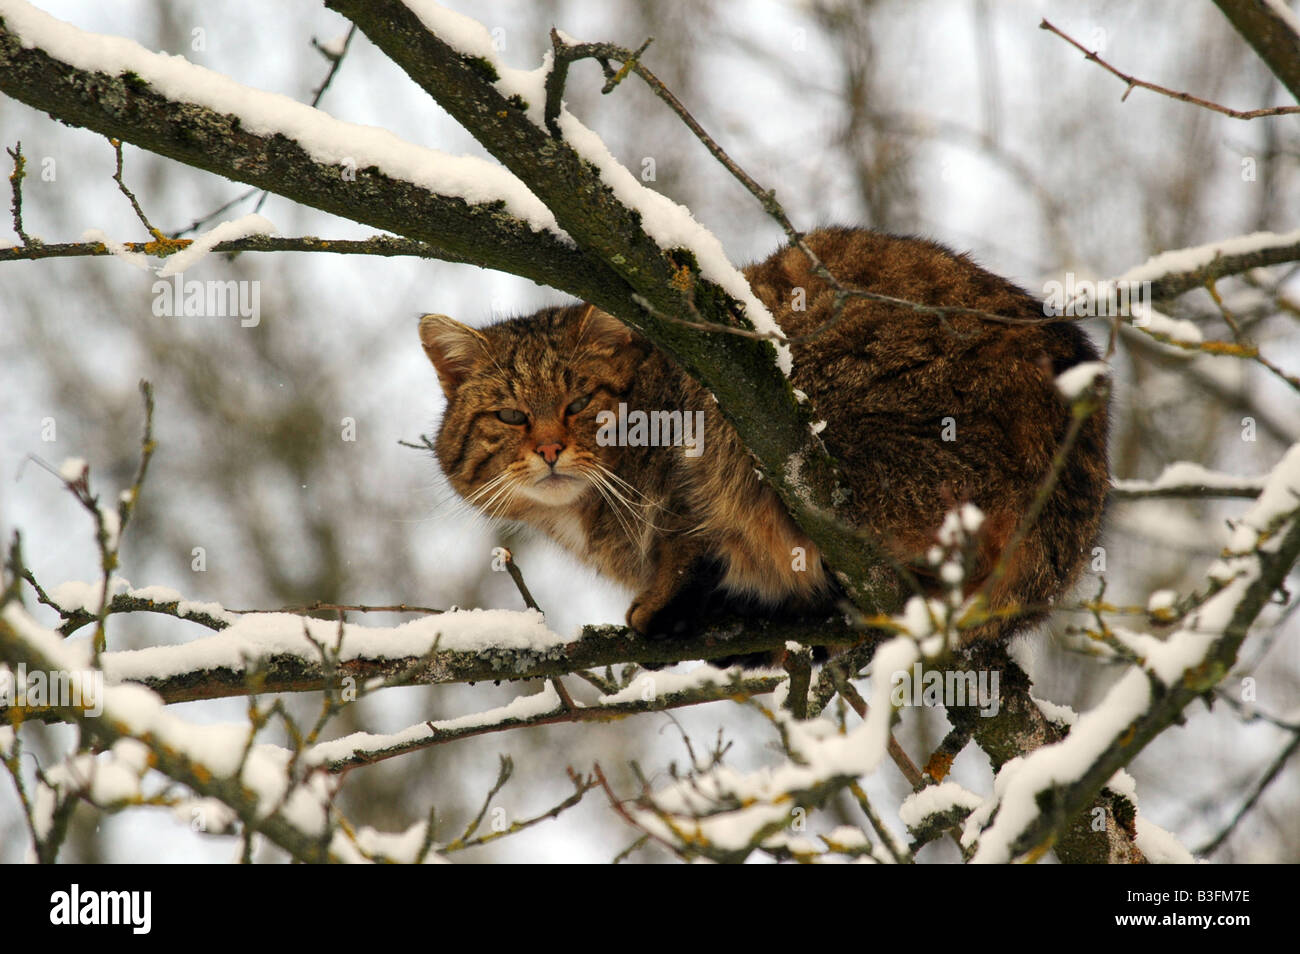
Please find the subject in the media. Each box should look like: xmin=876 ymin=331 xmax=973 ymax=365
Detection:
xmin=577 ymin=306 xmax=636 ymax=352
xmin=419 ymin=314 xmax=485 ymax=398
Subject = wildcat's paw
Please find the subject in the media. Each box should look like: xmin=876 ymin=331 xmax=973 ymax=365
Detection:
xmin=627 ymin=596 xmax=693 ymax=640
xmin=628 ymin=556 xmax=726 ymax=640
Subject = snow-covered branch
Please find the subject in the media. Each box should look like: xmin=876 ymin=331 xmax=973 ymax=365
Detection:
xmin=1118 ymin=228 xmax=1300 ymax=302
xmin=0 ymin=604 xmax=362 ymax=862
xmin=0 ymin=0 xmax=900 ymax=619
xmin=1111 ymin=461 xmax=1267 ymax=500
xmin=0 ymin=596 xmax=860 ymax=723
xmin=965 ymin=443 xmax=1300 ymax=863
xmin=0 ymin=1 xmax=593 ymax=291
xmin=310 ymin=668 xmax=785 ymax=772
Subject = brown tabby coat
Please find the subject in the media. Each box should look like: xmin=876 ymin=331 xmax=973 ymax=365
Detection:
xmin=419 ymin=227 xmax=1109 ymax=652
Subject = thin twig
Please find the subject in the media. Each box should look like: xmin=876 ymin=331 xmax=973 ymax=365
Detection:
xmin=308 ymin=25 xmax=359 ymax=108
xmin=829 ymin=665 xmax=925 ymax=790
xmin=848 ymin=780 xmax=912 ymax=864
xmin=1196 ymin=729 xmax=1300 ymax=856
xmin=1041 ymin=18 xmax=1300 ymax=120
xmin=442 ymin=768 xmax=598 ymax=852
xmin=110 ymin=138 xmax=165 ymax=241
xmin=228 ymin=600 xmax=444 ymax=616
xmin=499 ymin=548 xmax=541 ymax=612
xmin=1205 ymin=277 xmax=1300 ymax=395
xmin=35 ymin=381 xmax=156 ymax=660
xmin=458 ymin=755 xmax=513 ymax=845
xmin=5 ymin=141 xmax=33 ymax=246
xmin=0 ymin=233 xmax=467 ymax=265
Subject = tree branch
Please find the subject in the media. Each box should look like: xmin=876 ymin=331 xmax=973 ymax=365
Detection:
xmin=1212 ymin=0 xmax=1300 ymax=104
xmin=0 ymin=232 xmax=474 ymax=265
xmin=0 ymin=9 xmax=607 ymax=294
xmin=968 ymin=462 xmax=1300 ymax=862
xmin=1041 ymin=17 xmax=1300 ymax=119
xmin=0 ymin=611 xmax=871 ymax=723
xmin=314 ymin=674 xmax=785 ymax=772
xmin=0 ymin=608 xmax=348 ymax=862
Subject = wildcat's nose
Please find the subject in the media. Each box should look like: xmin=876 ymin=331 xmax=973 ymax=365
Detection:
xmin=535 ymin=442 xmax=564 ymax=466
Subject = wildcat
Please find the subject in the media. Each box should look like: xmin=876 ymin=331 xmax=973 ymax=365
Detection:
xmin=419 ymin=227 xmax=1109 ymax=659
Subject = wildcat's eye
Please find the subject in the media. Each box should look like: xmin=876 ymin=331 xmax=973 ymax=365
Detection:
xmin=496 ymin=408 xmax=527 ymax=425
xmin=565 ymin=394 xmax=593 ymax=416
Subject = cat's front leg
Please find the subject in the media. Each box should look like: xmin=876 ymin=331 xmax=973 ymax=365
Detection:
xmin=626 ymin=539 xmax=724 ymax=639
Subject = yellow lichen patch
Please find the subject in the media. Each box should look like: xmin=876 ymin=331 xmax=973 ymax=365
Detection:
xmin=1199 ymin=340 xmax=1258 ymax=358
xmin=669 ymin=263 xmax=694 ymax=292
xmin=141 ymin=237 xmax=192 ymax=256
xmin=923 ymin=749 xmax=955 ymax=783
xmin=609 ymin=58 xmax=636 ymax=87
xmin=857 ymin=613 xmax=908 ymax=634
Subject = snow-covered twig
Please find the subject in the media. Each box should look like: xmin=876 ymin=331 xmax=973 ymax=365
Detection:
xmin=966 ymin=443 xmax=1300 ymax=863
xmin=1111 ymin=462 xmax=1267 ymax=500
xmin=0 ymin=232 xmax=472 ymax=265
xmin=308 ymin=670 xmax=784 ymax=772
xmin=0 ymin=605 xmax=356 ymax=862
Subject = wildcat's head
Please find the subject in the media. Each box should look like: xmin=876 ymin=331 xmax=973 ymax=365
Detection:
xmin=419 ymin=305 xmax=648 ymax=518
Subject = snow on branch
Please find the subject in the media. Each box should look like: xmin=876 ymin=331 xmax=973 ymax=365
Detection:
xmin=1115 ymin=228 xmax=1300 ymax=301
xmin=0 ymin=1 xmax=560 ymax=235
xmin=1111 ymin=461 xmax=1268 ymax=500
xmin=395 ymin=1 xmax=792 ymax=371
xmin=965 ymin=442 xmax=1300 ymax=863
xmin=0 ymin=604 xmax=365 ymax=862
xmin=309 ymin=667 xmax=785 ymax=771
xmin=0 ymin=0 xmax=901 ymax=620
xmin=0 ymin=596 xmax=620 ymax=862
xmin=0 ymin=0 xmax=595 ymax=292
xmin=0 ymin=592 xmax=860 ymax=722
xmin=594 ymin=634 xmax=938 ymax=863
